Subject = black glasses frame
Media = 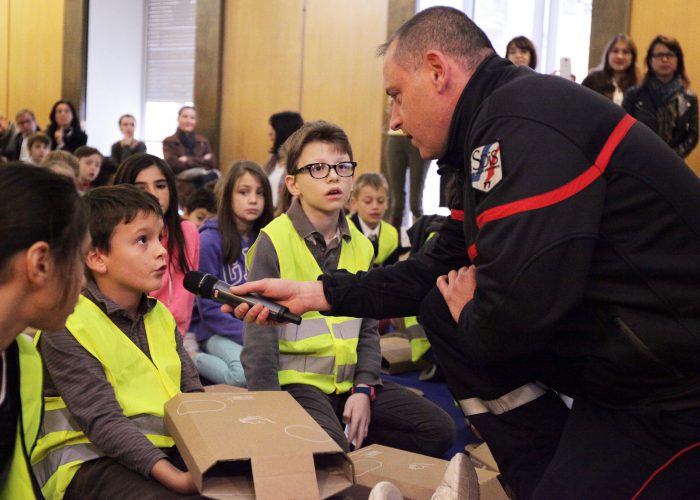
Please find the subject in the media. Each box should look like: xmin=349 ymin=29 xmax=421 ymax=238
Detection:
xmin=293 ymin=161 xmax=357 ymax=179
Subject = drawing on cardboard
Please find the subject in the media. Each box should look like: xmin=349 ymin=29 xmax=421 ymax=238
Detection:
xmin=408 ymin=463 xmax=433 ymax=470
xmin=176 ymin=399 xmax=227 ymax=415
xmin=352 ymin=458 xmax=384 ymax=477
xmin=355 ymin=449 xmax=382 ymax=459
xmin=239 ymin=416 xmax=275 ymax=425
xmin=284 ymin=424 xmax=333 ymax=443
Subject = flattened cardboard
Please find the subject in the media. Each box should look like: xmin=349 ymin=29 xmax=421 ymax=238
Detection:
xmin=202 ymin=383 xmax=248 ymax=393
xmin=467 ymin=443 xmax=499 ymax=473
xmin=380 ymin=336 xmax=420 ymax=374
xmin=165 ymin=391 xmax=353 ymax=499
xmin=475 ymin=469 xmax=509 ymax=500
xmin=348 ymin=444 xmax=447 ymax=500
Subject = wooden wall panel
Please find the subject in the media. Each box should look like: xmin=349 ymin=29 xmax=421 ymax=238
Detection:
xmin=6 ymin=0 xmax=64 ymax=127
xmin=301 ymin=0 xmax=388 ymax=175
xmin=630 ymin=0 xmax=700 ymax=173
xmin=0 ymin=0 xmax=8 ymax=116
xmin=219 ymin=0 xmax=304 ymax=172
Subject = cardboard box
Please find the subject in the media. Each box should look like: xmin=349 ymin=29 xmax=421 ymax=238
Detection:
xmin=347 ymin=444 xmax=448 ymax=500
xmin=380 ymin=336 xmax=420 ymax=374
xmin=165 ymin=391 xmax=353 ymax=499
xmin=343 ymin=444 xmax=509 ymax=500
xmin=467 ymin=443 xmax=499 ymax=473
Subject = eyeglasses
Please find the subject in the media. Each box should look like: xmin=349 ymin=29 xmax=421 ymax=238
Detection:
xmin=294 ymin=162 xmax=357 ymax=179
xmin=651 ymin=52 xmax=677 ymax=60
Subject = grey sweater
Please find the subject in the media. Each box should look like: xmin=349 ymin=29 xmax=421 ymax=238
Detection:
xmin=241 ymin=199 xmax=382 ymax=391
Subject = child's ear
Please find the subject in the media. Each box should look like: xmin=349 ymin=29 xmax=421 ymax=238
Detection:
xmin=85 ymin=248 xmax=107 ymax=276
xmin=285 ymin=175 xmax=301 ymax=197
xmin=24 ymin=241 xmax=51 ymax=286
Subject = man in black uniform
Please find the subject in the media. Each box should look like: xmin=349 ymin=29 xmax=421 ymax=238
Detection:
xmin=231 ymin=7 xmax=700 ymax=498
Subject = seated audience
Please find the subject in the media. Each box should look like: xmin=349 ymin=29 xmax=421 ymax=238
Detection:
xmin=46 ymin=100 xmax=87 ymax=153
xmin=0 ymin=114 xmax=16 ymax=161
xmin=114 ymin=154 xmax=199 ymax=337
xmin=582 ymin=34 xmax=638 ymax=105
xmin=623 ymin=35 xmax=698 ymax=158
xmin=41 ymin=150 xmax=80 ymax=184
xmin=111 ymin=114 xmax=146 ymax=164
xmin=264 ymin=111 xmax=304 ymax=210
xmin=25 ymin=133 xmax=51 ymax=166
xmin=506 ymin=35 xmax=537 ymax=69
xmin=74 ymin=146 xmax=103 ymax=193
xmin=32 ymin=185 xmax=203 ymax=499
xmin=9 ymin=109 xmax=41 ymax=161
xmin=162 ymin=106 xmax=216 ymax=174
xmin=182 ymin=187 xmax=216 ymax=228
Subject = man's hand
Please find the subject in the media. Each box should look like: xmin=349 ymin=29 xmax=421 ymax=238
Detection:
xmin=343 ymin=392 xmax=371 ymax=449
xmin=150 ymin=459 xmax=197 ymax=494
xmin=225 ymin=279 xmax=329 ymax=325
xmin=436 ymin=265 xmax=476 ymax=323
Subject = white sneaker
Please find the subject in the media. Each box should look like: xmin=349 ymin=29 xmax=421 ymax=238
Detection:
xmin=431 ymin=453 xmax=480 ymax=500
xmin=369 ymin=481 xmax=403 ymax=500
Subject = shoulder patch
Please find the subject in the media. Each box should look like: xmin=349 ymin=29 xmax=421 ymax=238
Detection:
xmin=470 ymin=141 xmax=502 ymax=192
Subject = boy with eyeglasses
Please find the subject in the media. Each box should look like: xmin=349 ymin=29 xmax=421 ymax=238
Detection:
xmin=242 ymin=120 xmax=455 ymax=457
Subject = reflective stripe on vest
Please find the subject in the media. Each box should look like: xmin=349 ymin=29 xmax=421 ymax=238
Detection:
xmin=249 ymin=214 xmax=373 ymax=394
xmin=404 ymin=316 xmax=431 ymax=363
xmin=0 ymin=335 xmax=43 ymax=500
xmin=31 ymin=296 xmax=181 ymax=499
xmin=458 ymin=383 xmax=546 ymax=416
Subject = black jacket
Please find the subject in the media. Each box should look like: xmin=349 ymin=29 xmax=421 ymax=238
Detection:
xmin=623 ymin=82 xmax=699 ymax=158
xmin=46 ymin=124 xmax=88 ymax=153
xmin=323 ymin=55 xmax=700 ymax=410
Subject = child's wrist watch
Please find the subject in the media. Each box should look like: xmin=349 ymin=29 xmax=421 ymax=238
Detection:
xmin=351 ymin=385 xmax=376 ymax=401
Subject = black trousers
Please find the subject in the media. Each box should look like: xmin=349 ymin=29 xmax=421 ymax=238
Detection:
xmin=419 ymin=287 xmax=700 ymax=499
xmin=384 ymin=134 xmax=430 ymax=226
xmin=65 ymin=447 xmax=206 ymax=500
xmin=284 ymin=380 xmax=455 ymax=458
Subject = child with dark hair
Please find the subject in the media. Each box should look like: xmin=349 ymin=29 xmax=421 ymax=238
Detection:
xmin=74 ymin=146 xmax=103 ymax=193
xmin=114 ymin=153 xmax=199 ymax=336
xmin=243 ymin=120 xmax=455 ymax=456
xmin=506 ymin=35 xmax=538 ymax=69
xmin=33 ymin=185 xmax=203 ymax=499
xmin=190 ymin=161 xmax=274 ymax=386
xmin=182 ymin=187 xmax=216 ymax=228
xmin=0 ymin=165 xmax=88 ymax=498
xmin=25 ymin=133 xmax=51 ymax=166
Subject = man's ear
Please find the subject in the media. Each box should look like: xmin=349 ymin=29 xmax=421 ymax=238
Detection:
xmin=424 ymin=50 xmax=450 ymax=92
xmin=285 ymin=175 xmax=301 ymax=197
xmin=24 ymin=241 xmax=51 ymax=286
xmin=85 ymin=247 xmax=107 ymax=276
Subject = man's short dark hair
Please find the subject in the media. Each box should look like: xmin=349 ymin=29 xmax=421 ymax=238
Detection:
xmin=378 ymin=6 xmax=493 ymax=71
xmin=84 ymin=184 xmax=162 ymax=253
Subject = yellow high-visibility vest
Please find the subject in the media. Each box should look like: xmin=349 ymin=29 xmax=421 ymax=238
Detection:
xmin=248 ymin=214 xmax=373 ymax=394
xmin=31 ymin=296 xmax=181 ymax=500
xmin=404 ymin=316 xmax=431 ymax=362
xmin=0 ymin=335 xmax=43 ymax=500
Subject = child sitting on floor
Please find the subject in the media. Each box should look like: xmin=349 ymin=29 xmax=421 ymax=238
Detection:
xmin=32 ymin=185 xmax=204 ymax=499
xmin=242 ymin=120 xmax=455 ymax=457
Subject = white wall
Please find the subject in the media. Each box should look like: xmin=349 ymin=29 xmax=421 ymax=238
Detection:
xmin=86 ymin=0 xmax=145 ymax=157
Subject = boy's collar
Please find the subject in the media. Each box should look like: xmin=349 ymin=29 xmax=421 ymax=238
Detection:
xmin=286 ymin=198 xmax=352 ymax=243
xmin=84 ymin=280 xmax=156 ymax=317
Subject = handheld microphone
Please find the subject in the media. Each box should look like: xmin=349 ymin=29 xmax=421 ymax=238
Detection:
xmin=183 ymin=271 xmax=302 ymax=325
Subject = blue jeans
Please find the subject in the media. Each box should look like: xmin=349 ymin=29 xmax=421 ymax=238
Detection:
xmin=194 ymin=334 xmax=246 ymax=387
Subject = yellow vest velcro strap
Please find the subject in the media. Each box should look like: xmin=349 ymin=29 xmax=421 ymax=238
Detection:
xmin=335 ymin=364 xmax=356 ymax=384
xmin=279 ymin=317 xmax=329 ymax=342
xmin=331 ymin=319 xmax=363 ymax=340
xmin=279 ymin=354 xmax=335 ymax=374
xmin=458 ymin=383 xmax=546 ymax=416
xmin=33 ymin=443 xmax=101 ymax=487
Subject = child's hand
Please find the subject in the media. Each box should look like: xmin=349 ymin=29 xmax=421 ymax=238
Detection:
xmin=150 ymin=458 xmax=198 ymax=494
xmin=343 ymin=392 xmax=371 ymax=449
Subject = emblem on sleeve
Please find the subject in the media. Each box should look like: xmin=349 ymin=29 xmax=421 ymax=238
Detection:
xmin=471 ymin=141 xmax=502 ymax=192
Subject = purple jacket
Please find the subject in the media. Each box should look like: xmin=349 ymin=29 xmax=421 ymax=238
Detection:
xmin=191 ymin=217 xmax=253 ymax=343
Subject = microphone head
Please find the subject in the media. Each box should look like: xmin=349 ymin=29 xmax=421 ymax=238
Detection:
xmin=183 ymin=271 xmax=218 ymax=298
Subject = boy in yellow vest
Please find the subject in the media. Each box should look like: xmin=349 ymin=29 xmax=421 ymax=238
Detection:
xmin=348 ymin=172 xmax=401 ymax=266
xmin=32 ymin=185 xmax=204 ymax=499
xmin=242 ymin=121 xmax=455 ymax=456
